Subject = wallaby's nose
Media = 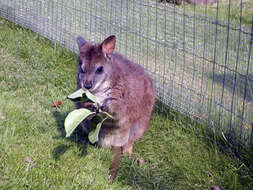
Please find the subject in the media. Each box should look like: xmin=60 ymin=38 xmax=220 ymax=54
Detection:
xmin=84 ymin=81 xmax=92 ymax=90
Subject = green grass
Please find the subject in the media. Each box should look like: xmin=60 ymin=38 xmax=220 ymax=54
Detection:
xmin=0 ymin=17 xmax=253 ymax=190
xmin=1 ymin=0 xmax=252 ymax=145
xmin=161 ymin=0 xmax=253 ymax=26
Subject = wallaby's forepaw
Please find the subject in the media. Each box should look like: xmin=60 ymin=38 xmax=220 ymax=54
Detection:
xmin=89 ymin=104 xmax=99 ymax=113
xmin=100 ymin=103 xmax=109 ymax=113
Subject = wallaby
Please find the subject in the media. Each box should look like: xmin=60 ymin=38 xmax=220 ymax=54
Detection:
xmin=75 ymin=35 xmax=156 ymax=182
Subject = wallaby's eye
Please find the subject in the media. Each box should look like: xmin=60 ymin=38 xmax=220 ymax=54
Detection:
xmin=96 ymin=66 xmax=104 ymax=74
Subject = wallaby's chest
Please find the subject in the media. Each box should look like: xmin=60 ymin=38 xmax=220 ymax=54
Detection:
xmin=93 ymin=80 xmax=111 ymax=105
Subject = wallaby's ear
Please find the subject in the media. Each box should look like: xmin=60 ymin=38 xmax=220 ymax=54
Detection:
xmin=77 ymin=36 xmax=87 ymax=50
xmin=102 ymin=35 xmax=116 ymax=54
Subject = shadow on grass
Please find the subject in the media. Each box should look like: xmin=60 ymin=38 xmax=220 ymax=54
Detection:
xmin=117 ymin=158 xmax=183 ymax=189
xmin=51 ymin=110 xmax=68 ymax=139
xmin=206 ymin=72 xmax=253 ymax=173
xmin=157 ymin=98 xmax=253 ymax=178
xmin=50 ymin=108 xmax=184 ymax=189
xmin=51 ymin=110 xmax=89 ymax=160
xmin=52 ymin=144 xmax=70 ymax=160
xmin=50 ymin=102 xmax=253 ymax=188
xmin=208 ymin=73 xmax=253 ymax=102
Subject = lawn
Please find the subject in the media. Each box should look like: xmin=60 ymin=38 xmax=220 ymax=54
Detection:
xmin=0 ymin=17 xmax=253 ymax=190
xmin=178 ymin=0 xmax=253 ymax=26
xmin=1 ymin=0 xmax=253 ymax=147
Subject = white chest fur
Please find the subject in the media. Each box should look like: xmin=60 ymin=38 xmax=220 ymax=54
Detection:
xmin=92 ymin=81 xmax=111 ymax=106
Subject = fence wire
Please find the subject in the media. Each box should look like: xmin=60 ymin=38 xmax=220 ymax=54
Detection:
xmin=0 ymin=0 xmax=252 ymax=147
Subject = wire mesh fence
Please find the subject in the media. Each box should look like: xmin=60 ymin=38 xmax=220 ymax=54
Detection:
xmin=0 ymin=0 xmax=252 ymax=148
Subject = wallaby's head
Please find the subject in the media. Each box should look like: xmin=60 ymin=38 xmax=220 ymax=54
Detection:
xmin=76 ymin=35 xmax=116 ymax=92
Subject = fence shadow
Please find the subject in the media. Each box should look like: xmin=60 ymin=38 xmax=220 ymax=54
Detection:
xmin=208 ymin=73 xmax=253 ymax=102
xmin=116 ymin=157 xmax=183 ymax=189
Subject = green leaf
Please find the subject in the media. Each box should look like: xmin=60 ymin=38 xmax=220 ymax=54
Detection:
xmin=88 ymin=117 xmax=108 ymax=144
xmin=64 ymin=108 xmax=96 ymax=137
xmin=99 ymin=111 xmax=114 ymax=119
xmin=85 ymin=90 xmax=99 ymax=104
xmin=67 ymin=88 xmax=85 ymax=100
xmin=67 ymin=88 xmax=99 ymax=104
xmin=65 ymin=89 xmax=113 ymax=141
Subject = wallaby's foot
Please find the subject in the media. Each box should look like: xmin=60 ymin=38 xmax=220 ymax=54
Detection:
xmin=130 ymin=154 xmax=145 ymax=165
xmin=108 ymin=171 xmax=117 ymax=184
xmin=136 ymin=157 xmax=145 ymax=165
xmin=122 ymin=142 xmax=145 ymax=165
xmin=109 ymin=146 xmax=122 ymax=183
xmin=211 ymin=186 xmax=221 ymax=190
xmin=122 ymin=142 xmax=133 ymax=154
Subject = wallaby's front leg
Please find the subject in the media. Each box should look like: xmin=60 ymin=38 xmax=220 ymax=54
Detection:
xmin=101 ymin=81 xmax=124 ymax=115
xmin=109 ymin=146 xmax=122 ymax=183
xmin=100 ymin=97 xmax=119 ymax=115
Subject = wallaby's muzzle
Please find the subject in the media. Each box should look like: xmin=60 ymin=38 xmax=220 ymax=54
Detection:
xmin=83 ymin=81 xmax=92 ymax=90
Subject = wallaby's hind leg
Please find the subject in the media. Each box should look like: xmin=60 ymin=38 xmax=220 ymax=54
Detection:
xmin=122 ymin=141 xmax=133 ymax=155
xmin=109 ymin=146 xmax=122 ymax=183
xmin=121 ymin=122 xmax=150 ymax=164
